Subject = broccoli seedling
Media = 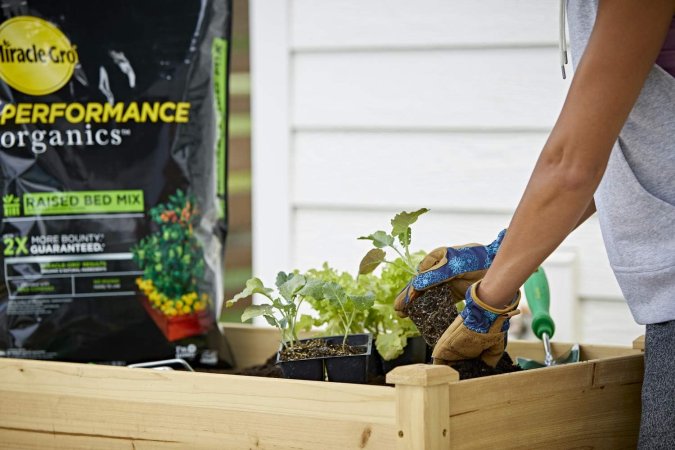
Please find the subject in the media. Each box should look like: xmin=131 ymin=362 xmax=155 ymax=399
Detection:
xmin=358 ymin=208 xmax=429 ymax=276
xmin=226 ymin=272 xmax=317 ymax=350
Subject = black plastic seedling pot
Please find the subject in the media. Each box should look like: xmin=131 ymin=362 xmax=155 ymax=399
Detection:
xmin=380 ymin=335 xmax=430 ymax=374
xmin=275 ymin=348 xmax=324 ymax=381
xmin=275 ymin=334 xmax=373 ymax=383
xmin=324 ymin=333 xmax=372 ymax=384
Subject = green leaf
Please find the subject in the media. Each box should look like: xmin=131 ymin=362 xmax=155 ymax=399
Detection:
xmin=349 ymin=292 xmax=375 ymax=311
xmin=279 ymin=274 xmax=306 ymax=302
xmin=398 ymin=228 xmax=411 ymax=248
xmin=226 ymin=277 xmax=273 ymax=307
xmin=275 ymin=271 xmax=289 ymax=288
xmin=263 ymin=315 xmax=277 ymax=328
xmin=298 ymin=278 xmax=324 ymax=299
xmin=358 ymin=230 xmax=394 ymax=248
xmin=375 ymin=332 xmax=407 ymax=361
xmin=359 ymin=248 xmax=386 ymax=275
xmin=241 ymin=304 xmax=274 ymax=322
xmin=295 ymin=314 xmax=314 ymax=333
xmin=322 ymin=281 xmax=346 ymax=306
xmin=390 ymin=208 xmax=429 ymax=238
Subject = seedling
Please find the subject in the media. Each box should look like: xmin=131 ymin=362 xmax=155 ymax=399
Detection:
xmin=305 ymin=261 xmax=421 ymax=361
xmin=226 ymin=272 xmax=317 ymax=350
xmin=358 ymin=208 xmax=429 ymax=276
xmin=320 ymin=282 xmax=374 ymax=347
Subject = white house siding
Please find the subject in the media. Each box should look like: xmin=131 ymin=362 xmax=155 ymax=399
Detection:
xmin=250 ymin=0 xmax=644 ymax=345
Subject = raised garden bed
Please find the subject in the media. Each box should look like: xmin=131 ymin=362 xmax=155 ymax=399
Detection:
xmin=0 ymin=323 xmax=645 ymax=449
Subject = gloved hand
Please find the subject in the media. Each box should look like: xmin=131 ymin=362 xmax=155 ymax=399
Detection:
xmin=394 ymin=229 xmax=506 ymax=317
xmin=432 ymin=281 xmax=520 ymax=367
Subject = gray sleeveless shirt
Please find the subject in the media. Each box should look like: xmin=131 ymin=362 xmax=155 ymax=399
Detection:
xmin=567 ymin=1 xmax=675 ymax=324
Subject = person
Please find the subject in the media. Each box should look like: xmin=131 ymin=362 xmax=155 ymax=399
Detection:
xmin=394 ymin=1 xmax=675 ymax=448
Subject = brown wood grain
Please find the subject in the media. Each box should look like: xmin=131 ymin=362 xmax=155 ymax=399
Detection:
xmin=228 ymin=136 xmax=251 ymax=172
xmin=0 ymin=331 xmax=645 ymax=450
xmin=226 ymin=192 xmax=251 ymax=231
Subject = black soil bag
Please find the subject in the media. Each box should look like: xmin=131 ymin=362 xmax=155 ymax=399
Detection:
xmin=0 ymin=0 xmax=232 ymax=367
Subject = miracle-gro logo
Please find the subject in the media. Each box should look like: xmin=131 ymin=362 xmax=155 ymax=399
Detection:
xmin=0 ymin=16 xmax=78 ymax=95
xmin=0 ymin=39 xmax=78 ymax=65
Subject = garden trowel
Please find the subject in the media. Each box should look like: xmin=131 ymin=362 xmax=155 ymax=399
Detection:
xmin=516 ymin=267 xmax=580 ymax=370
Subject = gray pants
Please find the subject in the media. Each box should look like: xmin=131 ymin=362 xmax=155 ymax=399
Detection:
xmin=638 ymin=320 xmax=675 ymax=449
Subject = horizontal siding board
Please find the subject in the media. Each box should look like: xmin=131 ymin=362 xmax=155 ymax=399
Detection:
xmin=292 ymin=48 xmax=570 ymax=130
xmin=292 ymin=131 xmax=545 ymax=211
xmin=291 ymin=208 xmax=622 ymax=300
xmin=291 ymin=0 xmax=560 ymax=50
xmin=580 ymin=299 xmax=645 ymax=345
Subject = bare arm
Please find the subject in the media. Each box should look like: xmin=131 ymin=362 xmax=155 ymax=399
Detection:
xmin=479 ymin=0 xmax=675 ymax=307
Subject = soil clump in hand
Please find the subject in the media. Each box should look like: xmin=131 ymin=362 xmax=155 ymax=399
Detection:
xmin=404 ymin=283 xmax=521 ymax=380
xmin=404 ymin=283 xmax=459 ymax=347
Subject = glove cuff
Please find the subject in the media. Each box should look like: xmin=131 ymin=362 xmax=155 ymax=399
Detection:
xmin=469 ymin=281 xmax=520 ymax=315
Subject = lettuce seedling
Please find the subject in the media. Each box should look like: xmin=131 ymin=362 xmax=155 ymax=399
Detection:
xmin=226 ymin=272 xmax=316 ymax=350
xmin=358 ymin=208 xmax=429 ymax=276
xmin=305 ymin=258 xmax=423 ymax=361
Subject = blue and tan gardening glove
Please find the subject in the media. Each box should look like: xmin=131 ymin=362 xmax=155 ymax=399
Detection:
xmin=432 ymin=281 xmax=520 ymax=367
xmin=394 ymin=229 xmax=506 ymax=317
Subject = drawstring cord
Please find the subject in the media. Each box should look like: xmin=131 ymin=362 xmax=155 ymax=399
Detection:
xmin=559 ymin=0 xmax=568 ymax=79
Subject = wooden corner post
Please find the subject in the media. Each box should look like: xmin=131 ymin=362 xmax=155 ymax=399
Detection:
xmin=386 ymin=364 xmax=459 ymax=450
xmin=633 ymin=335 xmax=645 ymax=352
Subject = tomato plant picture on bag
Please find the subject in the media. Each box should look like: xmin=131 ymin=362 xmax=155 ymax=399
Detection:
xmin=132 ymin=190 xmax=211 ymax=341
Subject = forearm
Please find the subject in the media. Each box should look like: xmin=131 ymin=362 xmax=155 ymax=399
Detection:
xmin=479 ymin=141 xmax=603 ymax=306
xmin=478 ymin=0 xmax=674 ymax=308
xmin=575 ymin=199 xmax=596 ymax=230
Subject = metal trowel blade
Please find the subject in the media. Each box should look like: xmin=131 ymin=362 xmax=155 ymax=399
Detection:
xmin=516 ymin=344 xmax=581 ymax=370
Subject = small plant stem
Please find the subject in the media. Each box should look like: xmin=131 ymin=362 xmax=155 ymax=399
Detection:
xmin=292 ymin=298 xmax=305 ymax=343
xmin=336 ymin=299 xmax=352 ymax=348
xmin=380 ymin=259 xmax=417 ymax=276
xmin=343 ymin=309 xmax=357 ymax=348
xmin=390 ymin=245 xmax=417 ymax=274
xmin=404 ymin=231 xmax=412 ymax=263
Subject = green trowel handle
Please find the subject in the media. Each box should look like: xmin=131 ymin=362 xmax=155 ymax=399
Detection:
xmin=524 ymin=267 xmax=555 ymax=340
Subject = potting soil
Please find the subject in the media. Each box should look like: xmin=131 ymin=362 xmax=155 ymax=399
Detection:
xmin=0 ymin=1 xmax=232 ymax=367
xmin=405 ymin=283 xmax=458 ymax=347
xmin=279 ymin=339 xmax=365 ymax=362
xmin=406 ymin=283 xmax=520 ymax=378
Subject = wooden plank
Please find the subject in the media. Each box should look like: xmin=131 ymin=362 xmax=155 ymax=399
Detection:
xmin=229 ymin=95 xmax=250 ymax=113
xmin=592 ymin=355 xmax=644 ymax=387
xmin=291 ymin=0 xmax=559 ymax=50
xmin=229 ymin=136 xmax=251 ymax=172
xmin=224 ymin=235 xmax=252 ymax=270
xmin=386 ymin=363 xmax=458 ymax=387
xmin=231 ymin=51 xmax=249 ymax=72
xmin=507 ymin=339 xmax=642 ymax=362
xmin=387 ymin=365 xmax=456 ymax=449
xmin=293 ymin=131 xmax=544 ymax=211
xmin=0 ymin=358 xmax=396 ymax=449
xmin=226 ymin=191 xmax=251 ymax=231
xmin=0 ymin=390 xmax=395 ymax=450
xmin=292 ymin=49 xmax=570 ymax=130
xmin=579 ymin=300 xmax=646 ymax=345
xmin=448 ymin=379 xmax=641 ymax=449
xmin=633 ymin=335 xmax=645 ymax=351
xmin=446 ymin=354 xmax=643 ymax=448
xmin=0 ymin=427 xmax=166 ymax=450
